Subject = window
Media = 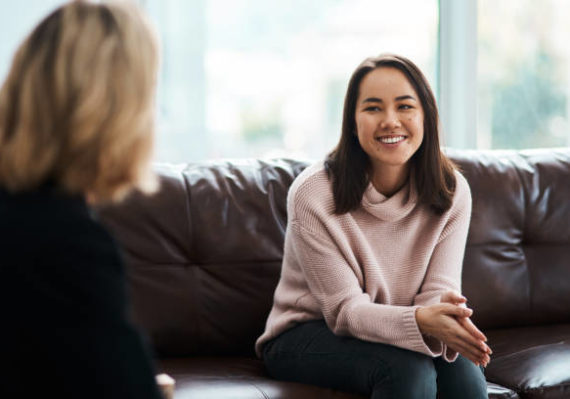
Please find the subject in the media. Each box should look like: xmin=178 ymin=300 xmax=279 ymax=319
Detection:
xmin=477 ymin=0 xmax=570 ymax=149
xmin=2 ymin=1 xmax=566 ymax=158
xmin=143 ymin=0 xmax=438 ymax=161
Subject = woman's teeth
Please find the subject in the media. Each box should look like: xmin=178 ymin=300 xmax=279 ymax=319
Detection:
xmin=378 ymin=136 xmax=406 ymax=144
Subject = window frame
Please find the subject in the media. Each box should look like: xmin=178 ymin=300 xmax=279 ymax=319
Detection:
xmin=438 ymin=0 xmax=478 ymax=149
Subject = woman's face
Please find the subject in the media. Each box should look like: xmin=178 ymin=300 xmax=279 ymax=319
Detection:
xmin=354 ymin=67 xmax=424 ymax=175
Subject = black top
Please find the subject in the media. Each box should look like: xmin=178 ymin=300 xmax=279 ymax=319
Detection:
xmin=0 ymin=185 xmax=162 ymax=399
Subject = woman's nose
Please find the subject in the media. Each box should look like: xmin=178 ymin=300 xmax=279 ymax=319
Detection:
xmin=380 ymin=110 xmax=401 ymax=130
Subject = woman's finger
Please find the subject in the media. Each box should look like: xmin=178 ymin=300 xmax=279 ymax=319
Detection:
xmin=447 ymin=339 xmax=484 ymax=365
xmin=452 ymin=323 xmax=489 ymax=356
xmin=440 ymin=306 xmax=491 ymax=352
xmin=455 ymin=317 xmax=492 ymax=354
xmin=426 ymin=305 xmax=491 ymax=366
xmin=437 ymin=314 xmax=486 ymax=354
xmin=440 ymin=303 xmax=472 ymax=318
xmin=448 ymin=333 xmax=490 ymax=366
xmin=441 ymin=290 xmax=466 ymax=304
xmin=458 ymin=317 xmax=489 ymax=346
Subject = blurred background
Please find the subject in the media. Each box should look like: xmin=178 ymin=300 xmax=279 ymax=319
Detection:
xmin=1 ymin=0 xmax=569 ymax=162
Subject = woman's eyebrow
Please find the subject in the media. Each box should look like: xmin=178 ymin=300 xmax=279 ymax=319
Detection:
xmin=362 ymin=97 xmax=382 ymax=104
xmin=362 ymin=95 xmax=417 ymax=104
xmin=395 ymin=95 xmax=416 ymax=101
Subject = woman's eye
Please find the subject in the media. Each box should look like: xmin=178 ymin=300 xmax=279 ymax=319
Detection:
xmin=364 ymin=106 xmax=380 ymax=112
xmin=399 ymin=104 xmax=413 ymax=110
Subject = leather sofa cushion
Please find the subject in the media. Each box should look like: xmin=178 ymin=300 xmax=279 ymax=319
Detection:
xmin=99 ymin=160 xmax=306 ymax=357
xmin=156 ymin=357 xmax=519 ymax=399
xmin=96 ymin=150 xmax=570 ymax=399
xmin=484 ymin=324 xmax=570 ymax=399
xmin=98 ymin=151 xmax=570 ymax=356
xmin=449 ymin=149 xmax=570 ymax=330
xmin=157 ymin=357 xmax=363 ymax=399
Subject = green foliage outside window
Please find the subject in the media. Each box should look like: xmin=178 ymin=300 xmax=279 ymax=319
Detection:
xmin=490 ymin=51 xmax=567 ymax=149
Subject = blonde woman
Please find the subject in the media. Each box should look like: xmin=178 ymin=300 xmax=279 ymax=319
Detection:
xmin=0 ymin=1 xmax=162 ymax=398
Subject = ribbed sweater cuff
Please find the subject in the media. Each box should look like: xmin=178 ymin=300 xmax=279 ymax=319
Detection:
xmin=443 ymin=344 xmax=459 ymax=362
xmin=403 ymin=306 xmax=443 ymax=357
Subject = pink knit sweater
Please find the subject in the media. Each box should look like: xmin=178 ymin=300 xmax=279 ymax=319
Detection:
xmin=255 ymin=162 xmax=472 ymax=361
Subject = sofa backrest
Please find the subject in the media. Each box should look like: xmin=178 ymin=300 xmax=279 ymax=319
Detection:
xmin=98 ymin=149 xmax=570 ymax=358
xmin=449 ymin=148 xmax=570 ymax=330
xmin=99 ymin=159 xmax=306 ymax=357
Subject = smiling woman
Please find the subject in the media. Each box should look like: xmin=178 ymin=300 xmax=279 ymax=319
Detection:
xmin=325 ymin=54 xmax=456 ymax=216
xmin=354 ymin=67 xmax=425 ymax=196
xmin=256 ymin=54 xmax=490 ymax=399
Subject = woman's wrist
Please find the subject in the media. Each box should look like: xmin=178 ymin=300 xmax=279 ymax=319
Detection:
xmin=415 ymin=307 xmax=427 ymax=334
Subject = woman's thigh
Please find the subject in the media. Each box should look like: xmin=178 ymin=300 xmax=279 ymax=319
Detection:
xmin=262 ymin=320 xmax=437 ymax=398
xmin=433 ymin=354 xmax=488 ymax=399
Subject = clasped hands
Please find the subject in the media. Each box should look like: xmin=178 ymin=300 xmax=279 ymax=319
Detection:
xmin=415 ymin=291 xmax=492 ymax=367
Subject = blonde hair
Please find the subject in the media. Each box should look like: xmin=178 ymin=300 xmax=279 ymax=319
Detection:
xmin=0 ymin=0 xmax=159 ymax=203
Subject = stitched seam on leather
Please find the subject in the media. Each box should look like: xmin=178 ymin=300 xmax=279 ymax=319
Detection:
xmin=512 ymin=155 xmax=533 ymax=320
xmin=181 ymin=169 xmax=194 ymax=261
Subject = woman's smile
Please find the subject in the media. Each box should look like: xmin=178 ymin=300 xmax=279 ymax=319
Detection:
xmin=355 ymin=67 xmax=424 ymax=174
xmin=375 ymin=135 xmax=408 ymax=145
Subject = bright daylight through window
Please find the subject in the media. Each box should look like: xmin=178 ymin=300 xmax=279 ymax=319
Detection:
xmin=477 ymin=0 xmax=570 ymax=149
xmin=1 ymin=0 xmax=569 ymax=160
xmin=143 ymin=0 xmax=438 ymax=161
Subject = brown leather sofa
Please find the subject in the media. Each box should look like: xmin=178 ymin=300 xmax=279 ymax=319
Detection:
xmin=98 ymin=148 xmax=570 ymax=399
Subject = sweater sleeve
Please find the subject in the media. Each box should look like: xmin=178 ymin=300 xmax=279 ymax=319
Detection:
xmin=290 ymin=220 xmax=443 ymax=357
xmin=412 ymin=172 xmax=473 ymax=362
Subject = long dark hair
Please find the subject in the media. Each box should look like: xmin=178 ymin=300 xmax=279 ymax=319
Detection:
xmin=325 ymin=53 xmax=457 ymax=215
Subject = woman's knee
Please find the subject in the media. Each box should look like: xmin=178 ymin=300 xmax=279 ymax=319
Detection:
xmin=371 ymin=351 xmax=437 ymax=398
xmin=435 ymin=355 xmax=487 ymax=399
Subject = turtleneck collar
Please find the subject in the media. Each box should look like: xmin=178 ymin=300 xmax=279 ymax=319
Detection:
xmin=361 ymin=173 xmax=418 ymax=221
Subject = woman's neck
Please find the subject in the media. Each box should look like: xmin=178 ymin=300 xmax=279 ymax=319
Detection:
xmin=370 ymin=163 xmax=410 ymax=197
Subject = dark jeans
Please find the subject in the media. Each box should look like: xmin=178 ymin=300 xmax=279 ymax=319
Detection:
xmin=263 ymin=320 xmax=488 ymax=399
